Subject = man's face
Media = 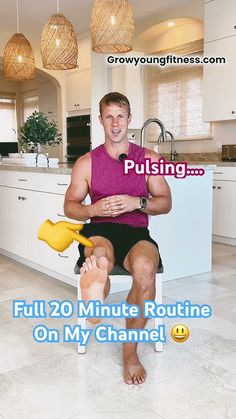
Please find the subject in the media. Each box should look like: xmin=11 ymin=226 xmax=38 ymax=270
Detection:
xmin=99 ymin=102 xmax=131 ymax=144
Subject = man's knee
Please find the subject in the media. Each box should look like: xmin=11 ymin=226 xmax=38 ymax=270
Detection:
xmin=84 ymin=236 xmax=115 ymax=272
xmin=129 ymin=255 xmax=157 ymax=292
xmin=131 ymin=254 xmax=157 ymax=277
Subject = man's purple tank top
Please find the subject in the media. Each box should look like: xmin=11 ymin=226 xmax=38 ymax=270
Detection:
xmin=90 ymin=143 xmax=148 ymax=227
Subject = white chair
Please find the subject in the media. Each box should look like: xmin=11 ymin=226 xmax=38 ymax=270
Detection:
xmin=75 ymin=264 xmax=164 ymax=354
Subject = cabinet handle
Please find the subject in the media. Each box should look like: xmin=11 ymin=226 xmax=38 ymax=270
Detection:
xmin=213 ymin=186 xmax=216 ymax=189
xmin=18 ymin=196 xmax=27 ymax=200
xmin=18 ymin=178 xmax=28 ymax=182
xmin=217 ymin=186 xmax=222 ymax=190
xmin=57 ymin=213 xmax=66 ymax=217
xmin=57 ymin=183 xmax=68 ymax=186
xmin=58 ymin=253 xmax=69 ymax=258
xmin=234 ymin=25 xmax=236 ymax=29
xmin=18 ymin=196 xmax=21 ymax=200
xmin=231 ymin=111 xmax=235 ymax=114
xmin=214 ymin=172 xmax=223 ymax=174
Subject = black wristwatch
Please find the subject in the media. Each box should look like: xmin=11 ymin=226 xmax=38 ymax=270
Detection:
xmin=139 ymin=197 xmax=147 ymax=210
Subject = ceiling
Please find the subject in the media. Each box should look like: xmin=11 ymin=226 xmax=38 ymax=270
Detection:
xmin=0 ymin=0 xmax=203 ymax=42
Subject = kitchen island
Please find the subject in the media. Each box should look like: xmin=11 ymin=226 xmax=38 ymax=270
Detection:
xmin=0 ymin=164 xmax=214 ymax=289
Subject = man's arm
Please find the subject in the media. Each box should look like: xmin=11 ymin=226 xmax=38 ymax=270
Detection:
xmin=64 ymin=153 xmax=116 ymax=221
xmin=103 ymin=149 xmax=171 ymax=217
xmin=64 ymin=153 xmax=92 ymax=221
xmin=141 ymin=149 xmax=172 ymax=215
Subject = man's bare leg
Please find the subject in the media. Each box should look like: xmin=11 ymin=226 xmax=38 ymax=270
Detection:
xmin=80 ymin=237 xmax=115 ymax=323
xmin=123 ymin=241 xmax=159 ymax=385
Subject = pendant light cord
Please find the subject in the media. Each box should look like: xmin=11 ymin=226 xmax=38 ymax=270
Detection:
xmin=56 ymin=0 xmax=60 ymax=13
xmin=16 ymin=0 xmax=20 ymax=32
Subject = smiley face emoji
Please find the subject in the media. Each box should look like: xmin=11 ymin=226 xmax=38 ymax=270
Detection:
xmin=171 ymin=324 xmax=190 ymax=343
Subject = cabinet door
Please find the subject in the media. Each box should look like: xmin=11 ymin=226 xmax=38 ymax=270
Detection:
xmin=212 ymin=181 xmax=219 ymax=235
xmin=29 ymin=191 xmax=79 ymax=278
xmin=0 ymin=186 xmax=9 ymax=251
xmin=7 ymin=188 xmax=32 ymax=258
xmin=38 ymin=81 xmax=57 ymax=120
xmin=205 ymin=0 xmax=236 ymax=42
xmin=217 ymin=180 xmax=236 ymax=238
xmin=66 ymin=69 xmax=91 ymax=112
xmin=203 ymin=37 xmax=236 ymax=121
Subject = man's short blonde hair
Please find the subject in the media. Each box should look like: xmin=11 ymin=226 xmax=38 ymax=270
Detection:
xmin=99 ymin=92 xmax=131 ymax=116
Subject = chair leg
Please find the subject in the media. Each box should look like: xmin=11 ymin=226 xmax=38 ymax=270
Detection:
xmin=77 ymin=275 xmax=86 ymax=354
xmin=154 ymin=273 xmax=164 ymax=352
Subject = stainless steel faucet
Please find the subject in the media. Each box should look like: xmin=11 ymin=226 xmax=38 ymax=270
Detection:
xmin=140 ymin=118 xmax=167 ymax=147
xmin=158 ymin=130 xmax=178 ymax=161
xmin=35 ymin=152 xmax=49 ymax=167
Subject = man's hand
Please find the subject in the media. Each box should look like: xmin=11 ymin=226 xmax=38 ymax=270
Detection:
xmin=90 ymin=195 xmax=140 ymax=218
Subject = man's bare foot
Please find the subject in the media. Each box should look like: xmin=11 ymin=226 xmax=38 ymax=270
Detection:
xmin=80 ymin=255 xmax=108 ymax=324
xmin=123 ymin=347 xmax=146 ymax=385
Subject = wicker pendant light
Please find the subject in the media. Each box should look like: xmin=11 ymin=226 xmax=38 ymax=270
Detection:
xmin=90 ymin=0 xmax=134 ymax=53
xmin=40 ymin=1 xmax=78 ymax=70
xmin=3 ymin=0 xmax=35 ymax=80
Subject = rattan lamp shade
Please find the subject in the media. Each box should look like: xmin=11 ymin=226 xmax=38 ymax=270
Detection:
xmin=90 ymin=0 xmax=134 ymax=53
xmin=40 ymin=13 xmax=78 ymax=70
xmin=3 ymin=33 xmax=35 ymax=80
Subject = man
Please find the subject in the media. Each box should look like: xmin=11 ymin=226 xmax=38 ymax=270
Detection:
xmin=64 ymin=92 xmax=171 ymax=385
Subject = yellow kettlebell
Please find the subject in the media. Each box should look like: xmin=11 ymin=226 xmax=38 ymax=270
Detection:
xmin=38 ymin=220 xmax=94 ymax=252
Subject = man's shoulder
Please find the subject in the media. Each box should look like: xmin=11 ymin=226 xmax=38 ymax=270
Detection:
xmin=72 ymin=152 xmax=91 ymax=176
xmin=144 ymin=147 xmax=161 ymax=161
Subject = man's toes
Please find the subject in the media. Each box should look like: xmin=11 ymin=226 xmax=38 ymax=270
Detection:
xmin=98 ymin=256 xmax=108 ymax=270
xmin=138 ymin=375 xmax=144 ymax=384
xmin=82 ymin=262 xmax=89 ymax=272
xmin=124 ymin=375 xmax=133 ymax=385
xmin=90 ymin=255 xmax=97 ymax=268
xmin=85 ymin=257 xmax=93 ymax=269
xmin=80 ymin=267 xmax=86 ymax=276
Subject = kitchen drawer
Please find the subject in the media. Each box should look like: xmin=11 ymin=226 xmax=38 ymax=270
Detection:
xmin=0 ymin=171 xmax=71 ymax=194
xmin=213 ymin=166 xmax=236 ymax=181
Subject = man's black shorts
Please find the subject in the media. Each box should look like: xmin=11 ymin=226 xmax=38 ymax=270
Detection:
xmin=77 ymin=222 xmax=162 ymax=270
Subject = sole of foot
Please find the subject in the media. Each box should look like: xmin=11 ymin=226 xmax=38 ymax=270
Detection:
xmin=80 ymin=255 xmax=108 ymax=324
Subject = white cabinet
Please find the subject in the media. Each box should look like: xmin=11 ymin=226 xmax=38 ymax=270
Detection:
xmin=28 ymin=191 xmax=79 ymax=277
xmin=38 ymin=81 xmax=57 ymax=121
xmin=203 ymin=37 xmax=236 ymax=121
xmin=7 ymin=188 xmax=37 ymax=258
xmin=212 ymin=167 xmax=236 ymax=240
xmin=0 ymin=186 xmax=9 ymax=251
xmin=0 ymin=170 xmax=80 ymax=281
xmin=203 ymin=0 xmax=236 ymax=121
xmin=213 ymin=180 xmax=236 ymax=238
xmin=204 ymin=0 xmax=236 ymax=42
xmin=66 ymin=69 xmax=91 ymax=114
xmin=212 ymin=182 xmax=218 ymax=235
xmin=108 ymin=61 xmax=143 ymax=129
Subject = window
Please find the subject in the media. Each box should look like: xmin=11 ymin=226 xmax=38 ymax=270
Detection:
xmin=0 ymin=96 xmax=17 ymax=142
xmin=23 ymin=95 xmax=39 ymax=121
xmin=144 ymin=41 xmax=211 ymax=141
